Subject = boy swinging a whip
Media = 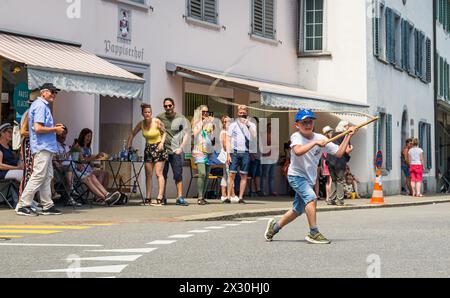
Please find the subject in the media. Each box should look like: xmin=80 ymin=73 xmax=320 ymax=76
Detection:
xmin=265 ymin=109 xmax=358 ymax=244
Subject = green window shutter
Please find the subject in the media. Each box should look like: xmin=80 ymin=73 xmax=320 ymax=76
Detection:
xmin=439 ymin=56 xmax=444 ymax=97
xmin=204 ymin=0 xmax=218 ymax=24
xmin=386 ymin=114 xmax=392 ymax=171
xmin=188 ymin=0 xmax=203 ymax=20
xmin=426 ymin=38 xmax=432 ymax=83
xmin=415 ymin=30 xmax=420 ymax=76
xmin=373 ymin=113 xmax=380 ymax=164
xmin=386 ymin=8 xmax=394 ymax=64
xmin=373 ymin=0 xmax=380 ymax=57
xmin=401 ymin=19 xmax=409 ymax=70
xmin=427 ymin=124 xmax=432 ymax=169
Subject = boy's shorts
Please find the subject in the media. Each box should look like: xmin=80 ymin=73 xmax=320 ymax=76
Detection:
xmin=288 ymin=175 xmax=317 ymax=215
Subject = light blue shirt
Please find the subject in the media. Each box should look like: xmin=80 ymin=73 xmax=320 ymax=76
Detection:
xmin=29 ymin=97 xmax=58 ymax=154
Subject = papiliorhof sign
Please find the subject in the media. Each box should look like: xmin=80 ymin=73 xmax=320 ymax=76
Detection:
xmin=104 ymin=40 xmax=144 ymax=61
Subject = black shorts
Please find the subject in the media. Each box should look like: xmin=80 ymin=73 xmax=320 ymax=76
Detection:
xmin=144 ymin=143 xmax=168 ymax=163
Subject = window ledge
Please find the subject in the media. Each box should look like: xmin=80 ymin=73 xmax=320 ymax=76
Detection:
xmin=106 ymin=0 xmax=153 ymax=11
xmin=407 ymin=71 xmax=417 ymax=79
xmin=376 ymin=57 xmax=390 ymax=65
xmin=185 ymin=16 xmax=221 ymax=31
xmin=298 ymin=51 xmax=332 ymax=58
xmin=249 ymin=34 xmax=279 ymax=46
xmin=393 ymin=64 xmax=404 ymax=72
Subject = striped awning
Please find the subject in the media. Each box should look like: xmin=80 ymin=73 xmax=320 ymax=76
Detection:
xmin=0 ymin=31 xmax=145 ymax=99
xmin=167 ymin=62 xmax=370 ymax=113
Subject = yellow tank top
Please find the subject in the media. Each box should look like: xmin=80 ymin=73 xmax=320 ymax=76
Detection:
xmin=141 ymin=120 xmax=162 ymax=145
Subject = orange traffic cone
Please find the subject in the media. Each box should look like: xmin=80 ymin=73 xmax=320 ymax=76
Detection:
xmin=370 ymin=170 xmax=384 ymax=204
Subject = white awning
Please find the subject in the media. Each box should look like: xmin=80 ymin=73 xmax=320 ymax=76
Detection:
xmin=167 ymin=62 xmax=370 ymax=113
xmin=0 ymin=31 xmax=145 ymax=99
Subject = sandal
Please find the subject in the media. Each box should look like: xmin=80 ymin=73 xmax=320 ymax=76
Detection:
xmin=152 ymin=197 xmax=163 ymax=206
xmin=141 ymin=198 xmax=151 ymax=206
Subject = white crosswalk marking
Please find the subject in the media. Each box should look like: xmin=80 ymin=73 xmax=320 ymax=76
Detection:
xmin=188 ymin=230 xmax=210 ymax=233
xmin=37 ymin=265 xmax=128 ymax=273
xmin=0 ymin=243 xmax=102 ymax=247
xmin=204 ymin=226 xmax=225 ymax=229
xmin=168 ymin=234 xmax=194 ymax=239
xmin=86 ymin=248 xmax=158 ymax=253
xmin=240 ymin=221 xmax=258 ymax=224
xmin=65 ymin=255 xmax=143 ymax=262
xmin=147 ymin=240 xmax=177 ymax=245
xmin=222 ymin=224 xmax=241 ymax=227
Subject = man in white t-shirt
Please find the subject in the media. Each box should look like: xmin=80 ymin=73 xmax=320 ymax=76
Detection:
xmin=264 ymin=109 xmax=357 ymax=244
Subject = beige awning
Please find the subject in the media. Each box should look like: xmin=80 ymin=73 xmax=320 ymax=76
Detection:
xmin=0 ymin=31 xmax=145 ymax=99
xmin=167 ymin=62 xmax=370 ymax=112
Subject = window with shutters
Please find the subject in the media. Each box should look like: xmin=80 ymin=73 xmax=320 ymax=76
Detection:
xmin=419 ymin=122 xmax=433 ymax=170
xmin=373 ymin=1 xmax=387 ymax=60
xmin=374 ymin=112 xmax=392 ymax=171
xmin=440 ymin=55 xmax=450 ymax=101
xmin=437 ymin=0 xmax=450 ymax=34
xmin=393 ymin=12 xmax=402 ymax=68
xmin=251 ymin=0 xmax=276 ymax=40
xmin=187 ymin=0 xmax=218 ymax=25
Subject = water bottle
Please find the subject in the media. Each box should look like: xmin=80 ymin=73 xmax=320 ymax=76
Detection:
xmin=132 ymin=180 xmax=137 ymax=193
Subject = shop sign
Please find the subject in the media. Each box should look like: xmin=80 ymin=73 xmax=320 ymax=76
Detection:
xmin=13 ymin=82 xmax=30 ymax=120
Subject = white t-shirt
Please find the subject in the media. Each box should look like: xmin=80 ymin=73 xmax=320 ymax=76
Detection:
xmin=288 ymin=132 xmax=339 ymax=185
xmin=57 ymin=142 xmax=71 ymax=166
xmin=227 ymin=120 xmax=256 ymax=152
xmin=408 ymin=147 xmax=423 ymax=165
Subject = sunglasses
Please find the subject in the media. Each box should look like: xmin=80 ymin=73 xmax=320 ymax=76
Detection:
xmin=164 ymin=104 xmax=173 ymax=108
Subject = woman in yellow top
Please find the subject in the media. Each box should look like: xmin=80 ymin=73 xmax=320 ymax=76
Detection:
xmin=127 ymin=104 xmax=168 ymax=205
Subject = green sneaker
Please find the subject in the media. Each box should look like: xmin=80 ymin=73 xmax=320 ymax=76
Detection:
xmin=264 ymin=219 xmax=278 ymax=242
xmin=305 ymin=232 xmax=331 ymax=244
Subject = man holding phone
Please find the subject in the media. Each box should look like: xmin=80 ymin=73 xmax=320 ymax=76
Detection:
xmin=226 ymin=105 xmax=257 ymax=204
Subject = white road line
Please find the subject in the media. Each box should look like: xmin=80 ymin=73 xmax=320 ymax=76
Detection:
xmin=257 ymin=218 xmax=272 ymax=221
xmin=188 ymin=230 xmax=210 ymax=233
xmin=0 ymin=243 xmax=102 ymax=247
xmin=168 ymin=234 xmax=194 ymax=239
xmin=98 ymin=276 xmax=117 ymax=278
xmin=204 ymin=226 xmax=225 ymax=229
xmin=65 ymin=255 xmax=143 ymax=262
xmin=37 ymin=265 xmax=128 ymax=273
xmin=222 ymin=224 xmax=241 ymax=227
xmin=240 ymin=221 xmax=258 ymax=224
xmin=147 ymin=240 xmax=178 ymax=245
xmin=86 ymin=248 xmax=158 ymax=253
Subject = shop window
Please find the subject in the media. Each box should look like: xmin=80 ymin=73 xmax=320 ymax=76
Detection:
xmin=184 ymin=93 xmax=233 ymax=121
xmin=374 ymin=112 xmax=392 ymax=171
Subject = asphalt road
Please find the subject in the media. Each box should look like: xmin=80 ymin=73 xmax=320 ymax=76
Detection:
xmin=1 ymin=203 xmax=450 ymax=278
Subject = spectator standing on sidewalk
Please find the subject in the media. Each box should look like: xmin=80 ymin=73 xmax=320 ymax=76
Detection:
xmin=157 ymin=98 xmax=190 ymax=206
xmin=260 ymin=122 xmax=279 ymax=196
xmin=401 ymin=138 xmax=413 ymax=196
xmin=16 ymin=83 xmax=65 ymax=216
xmin=226 ymin=105 xmax=257 ymax=204
xmin=326 ymin=121 xmax=353 ymax=206
xmin=264 ymin=109 xmax=357 ymax=244
xmin=408 ymin=138 xmax=425 ymax=197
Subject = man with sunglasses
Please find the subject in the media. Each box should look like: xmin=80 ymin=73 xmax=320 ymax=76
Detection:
xmin=157 ymin=98 xmax=190 ymax=206
xmin=264 ymin=109 xmax=357 ymax=244
xmin=17 ymin=83 xmax=66 ymax=216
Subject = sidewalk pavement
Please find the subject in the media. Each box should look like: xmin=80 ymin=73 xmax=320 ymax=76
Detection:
xmin=1 ymin=194 xmax=450 ymax=225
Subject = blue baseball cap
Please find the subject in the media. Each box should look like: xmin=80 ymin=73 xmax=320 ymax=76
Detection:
xmin=295 ymin=109 xmax=316 ymax=122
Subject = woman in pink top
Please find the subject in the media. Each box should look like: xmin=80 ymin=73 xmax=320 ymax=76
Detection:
xmin=407 ymin=138 xmax=425 ymax=197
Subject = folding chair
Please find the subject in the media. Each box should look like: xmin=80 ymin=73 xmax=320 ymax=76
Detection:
xmin=0 ymin=179 xmax=19 ymax=209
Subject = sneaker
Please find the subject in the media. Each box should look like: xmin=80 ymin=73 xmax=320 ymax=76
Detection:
xmin=221 ymin=196 xmax=231 ymax=204
xmin=197 ymin=199 xmax=207 ymax=205
xmin=67 ymin=198 xmax=82 ymax=207
xmin=30 ymin=205 xmax=44 ymax=215
xmin=176 ymin=197 xmax=189 ymax=206
xmin=161 ymin=196 xmax=168 ymax=205
xmin=326 ymin=199 xmax=336 ymax=205
xmin=16 ymin=207 xmax=39 ymax=217
xmin=105 ymin=192 xmax=121 ymax=206
xmin=336 ymin=199 xmax=345 ymax=206
xmin=305 ymin=232 xmax=331 ymax=244
xmin=230 ymin=196 xmax=240 ymax=203
xmin=42 ymin=206 xmax=62 ymax=216
xmin=264 ymin=219 xmax=278 ymax=242
xmin=238 ymin=199 xmax=246 ymax=204
xmin=52 ymin=193 xmax=62 ymax=200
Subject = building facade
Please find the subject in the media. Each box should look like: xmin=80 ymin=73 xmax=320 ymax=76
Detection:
xmin=1 ymin=0 xmax=447 ymax=197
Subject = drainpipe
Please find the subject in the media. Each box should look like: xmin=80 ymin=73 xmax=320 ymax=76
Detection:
xmin=433 ymin=0 xmax=439 ymax=189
